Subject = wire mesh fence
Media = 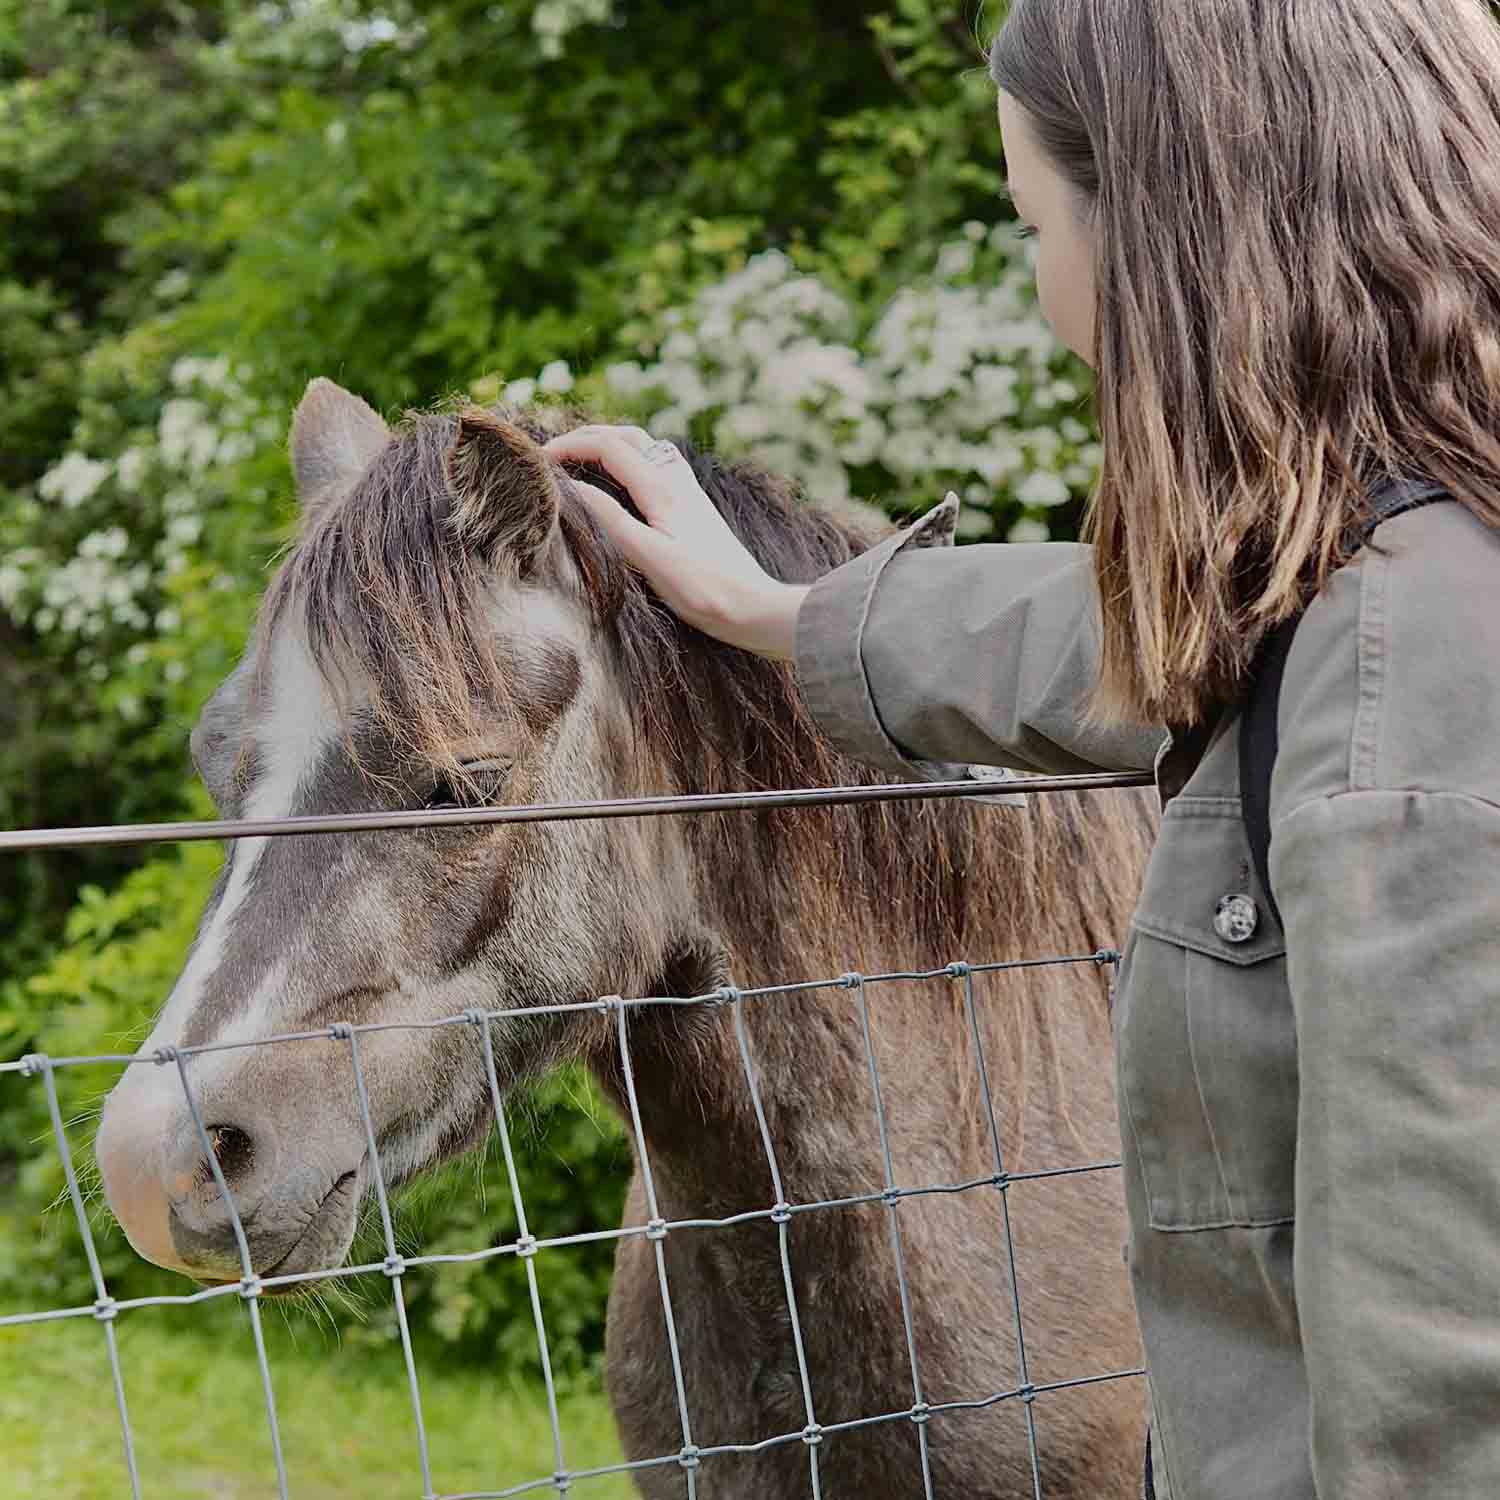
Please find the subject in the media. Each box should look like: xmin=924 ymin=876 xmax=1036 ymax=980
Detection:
xmin=1 ymin=770 xmax=1154 ymax=1500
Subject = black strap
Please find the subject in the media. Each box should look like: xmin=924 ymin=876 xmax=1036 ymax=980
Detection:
xmin=1239 ymin=478 xmax=1452 ymax=929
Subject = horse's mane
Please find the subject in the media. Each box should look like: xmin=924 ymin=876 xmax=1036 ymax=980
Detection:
xmin=260 ymin=400 xmax=1152 ymax=1001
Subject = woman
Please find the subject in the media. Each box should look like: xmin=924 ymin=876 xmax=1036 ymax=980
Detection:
xmin=541 ymin=1 xmax=1500 ymax=1494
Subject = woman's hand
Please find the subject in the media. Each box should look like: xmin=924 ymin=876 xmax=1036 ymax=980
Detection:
xmin=540 ymin=423 xmax=809 ymax=661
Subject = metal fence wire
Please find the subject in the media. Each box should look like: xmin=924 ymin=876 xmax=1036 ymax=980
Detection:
xmin=0 ymin=770 xmax=1155 ymax=1500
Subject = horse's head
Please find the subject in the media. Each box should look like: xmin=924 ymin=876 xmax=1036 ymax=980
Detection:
xmin=95 ymin=379 xmax=754 ymax=1283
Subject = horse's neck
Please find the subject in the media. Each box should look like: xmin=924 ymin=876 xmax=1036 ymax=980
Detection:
xmin=604 ymin=980 xmax=927 ymax=1220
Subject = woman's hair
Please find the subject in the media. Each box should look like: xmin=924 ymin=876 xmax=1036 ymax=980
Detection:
xmin=990 ymin=0 xmax=1500 ymax=728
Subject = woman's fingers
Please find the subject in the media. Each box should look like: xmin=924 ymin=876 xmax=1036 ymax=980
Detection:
xmin=541 ymin=425 xmax=701 ymax=530
xmin=568 ymin=478 xmax=676 ymax=571
xmin=539 ymin=422 xmax=805 ymax=658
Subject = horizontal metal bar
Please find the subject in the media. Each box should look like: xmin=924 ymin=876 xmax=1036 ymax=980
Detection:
xmin=0 ymin=771 xmax=1154 ymax=854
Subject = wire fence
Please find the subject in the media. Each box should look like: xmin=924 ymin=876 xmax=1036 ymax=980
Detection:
xmin=1 ymin=769 xmax=1155 ymax=1500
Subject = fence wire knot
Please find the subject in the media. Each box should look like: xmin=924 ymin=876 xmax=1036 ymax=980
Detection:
xmin=838 ymin=971 xmax=863 ymax=989
xmin=238 ymin=1275 xmax=263 ymax=1301
xmin=515 ymin=1234 xmax=539 ymax=1260
xmin=801 ymin=1422 xmax=824 ymax=1447
xmin=93 ymin=1296 xmax=119 ymax=1323
xmin=676 ymin=1444 xmax=701 ymax=1471
xmin=909 ymin=1401 xmax=932 ymax=1426
xmin=711 ymin=984 xmax=741 ymax=1008
xmin=881 ymin=1186 xmax=902 ymax=1208
xmin=945 ymin=960 xmax=972 ymax=978
xmin=463 ymin=1007 xmax=490 ymax=1028
xmin=770 ymin=1201 xmax=792 ymax=1225
xmin=1093 ymin=947 xmax=1122 ymax=966
xmin=151 ymin=1044 xmax=178 ymax=1066
xmin=645 ymin=1217 xmax=669 ymax=1242
xmin=327 ymin=1022 xmax=353 ymax=1041
xmin=18 ymin=1052 xmax=47 ymax=1078
xmin=550 ymin=1471 xmax=572 ymax=1493
xmin=598 ymin=994 xmax=623 ymax=1016
xmin=1019 ymin=1382 xmax=1038 ymax=1405
xmin=989 ymin=1171 xmax=1011 ymax=1192
xmin=382 ymin=1254 xmax=407 ymax=1278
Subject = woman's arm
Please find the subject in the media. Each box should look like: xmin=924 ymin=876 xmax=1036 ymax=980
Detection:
xmin=794 ymin=493 xmax=1166 ymax=777
xmin=540 ymin=424 xmax=1165 ymax=778
xmin=1274 ymin=789 xmax=1500 ymax=1494
xmin=1269 ymin=501 xmax=1500 ymax=1495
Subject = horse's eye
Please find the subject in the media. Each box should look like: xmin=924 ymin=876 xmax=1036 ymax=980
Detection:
xmin=425 ymin=759 xmax=510 ymax=810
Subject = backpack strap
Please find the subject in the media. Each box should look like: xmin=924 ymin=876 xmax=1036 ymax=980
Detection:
xmin=1239 ymin=477 xmax=1452 ymax=931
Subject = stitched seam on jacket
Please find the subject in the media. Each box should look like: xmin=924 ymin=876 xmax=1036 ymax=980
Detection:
xmin=847 ymin=499 xmax=959 ymax=770
xmin=1144 ymin=1371 xmax=1181 ymax=1499
xmin=1182 ymin=949 xmax=1241 ymax=1224
xmin=1145 ymin=1212 xmax=1295 ymax=1234
xmin=1351 ymin=551 xmax=1388 ymax=790
xmin=852 ymin=541 xmax=902 ymax=761
xmin=1160 ymin=796 xmax=1241 ymax=820
xmin=1276 ymin=785 xmax=1500 ymax=833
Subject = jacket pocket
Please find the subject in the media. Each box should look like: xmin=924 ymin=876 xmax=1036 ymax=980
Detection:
xmin=1114 ymin=797 xmax=1298 ymax=1232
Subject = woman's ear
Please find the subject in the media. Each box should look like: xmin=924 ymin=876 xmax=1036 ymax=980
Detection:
xmin=445 ymin=406 xmax=562 ymax=573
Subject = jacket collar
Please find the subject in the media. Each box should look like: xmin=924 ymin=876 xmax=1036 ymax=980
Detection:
xmin=1155 ymin=706 xmax=1231 ymax=809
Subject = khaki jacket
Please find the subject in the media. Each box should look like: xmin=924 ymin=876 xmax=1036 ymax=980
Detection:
xmin=794 ymin=491 xmax=1500 ymax=1499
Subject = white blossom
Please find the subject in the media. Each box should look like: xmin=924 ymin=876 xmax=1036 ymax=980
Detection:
xmin=1008 ymin=517 xmax=1052 ymax=543
xmin=153 ymin=268 xmax=192 ymax=303
xmin=165 ymin=516 xmax=203 ymax=546
xmin=116 ymin=447 xmax=149 ymax=492
xmin=39 ymin=453 xmax=112 ymax=509
xmin=536 ymin=359 xmax=575 ymax=394
xmin=532 ymin=0 xmax=613 ymax=57
xmin=78 ymin=528 xmax=130 ymax=560
xmin=215 ymin=431 xmax=257 ymax=465
xmin=158 ymin=399 xmax=219 ymax=472
xmin=1016 ymin=470 xmax=1072 ymax=508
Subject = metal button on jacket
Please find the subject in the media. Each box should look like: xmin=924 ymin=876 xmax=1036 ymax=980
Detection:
xmin=1213 ymin=892 xmax=1260 ymax=944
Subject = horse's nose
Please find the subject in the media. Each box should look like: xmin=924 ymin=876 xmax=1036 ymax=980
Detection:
xmin=162 ymin=1116 xmax=278 ymax=1261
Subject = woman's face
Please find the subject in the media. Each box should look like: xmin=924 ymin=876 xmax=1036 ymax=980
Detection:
xmin=996 ymin=90 xmax=1098 ymax=368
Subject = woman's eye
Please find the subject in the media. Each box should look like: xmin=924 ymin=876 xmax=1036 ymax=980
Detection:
xmin=1016 ymin=224 xmax=1038 ymax=240
xmin=425 ymin=760 xmax=510 ymax=810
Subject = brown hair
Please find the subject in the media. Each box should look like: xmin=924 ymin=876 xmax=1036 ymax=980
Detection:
xmin=990 ymin=0 xmax=1500 ymax=727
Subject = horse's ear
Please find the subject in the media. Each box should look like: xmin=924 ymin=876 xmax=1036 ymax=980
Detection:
xmin=289 ymin=377 xmax=391 ymax=516
xmin=444 ymin=407 xmax=561 ymax=572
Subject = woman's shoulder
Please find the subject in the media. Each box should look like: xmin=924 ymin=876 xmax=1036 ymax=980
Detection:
xmin=1274 ymin=499 xmax=1500 ymax=812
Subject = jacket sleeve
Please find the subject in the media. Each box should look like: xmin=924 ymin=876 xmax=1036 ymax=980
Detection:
xmin=793 ymin=492 xmax=1167 ymax=778
xmin=1274 ymin=788 xmax=1500 ymax=1494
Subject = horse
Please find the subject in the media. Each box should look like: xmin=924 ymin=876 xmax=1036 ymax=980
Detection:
xmin=95 ymin=377 xmax=1157 ymax=1497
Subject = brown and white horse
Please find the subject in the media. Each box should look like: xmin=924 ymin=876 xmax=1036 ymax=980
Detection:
xmin=96 ymin=378 xmax=1155 ymax=1497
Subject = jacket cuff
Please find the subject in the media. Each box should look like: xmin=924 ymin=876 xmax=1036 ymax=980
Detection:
xmin=794 ymin=491 xmax=1025 ymax=806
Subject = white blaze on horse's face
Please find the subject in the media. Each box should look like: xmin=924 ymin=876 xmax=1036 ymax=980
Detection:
xmin=95 ymin=380 xmax=677 ymax=1285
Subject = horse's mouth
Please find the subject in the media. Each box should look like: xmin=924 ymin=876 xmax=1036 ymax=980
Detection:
xmin=192 ymin=1167 xmax=362 ymax=1295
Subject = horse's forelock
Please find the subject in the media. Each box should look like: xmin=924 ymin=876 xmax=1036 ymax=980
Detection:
xmin=255 ymin=403 xmax=880 ymax=795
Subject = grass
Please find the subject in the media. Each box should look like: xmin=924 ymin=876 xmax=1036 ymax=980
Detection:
xmin=1 ymin=1300 xmax=633 ymax=1499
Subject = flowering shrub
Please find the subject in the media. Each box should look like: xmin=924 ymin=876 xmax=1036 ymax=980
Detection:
xmin=1 ymin=355 xmax=278 ymax=736
xmin=502 ymin=230 xmax=1099 ymax=544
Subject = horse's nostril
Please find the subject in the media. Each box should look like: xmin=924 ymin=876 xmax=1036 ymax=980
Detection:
xmin=204 ymin=1123 xmax=255 ymax=1185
